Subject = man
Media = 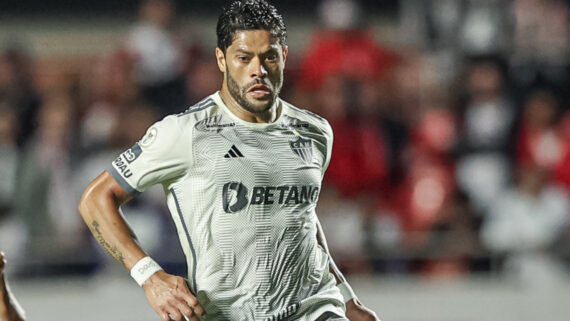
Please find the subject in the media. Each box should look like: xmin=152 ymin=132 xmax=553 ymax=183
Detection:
xmin=0 ymin=252 xmax=26 ymax=321
xmin=79 ymin=1 xmax=379 ymax=320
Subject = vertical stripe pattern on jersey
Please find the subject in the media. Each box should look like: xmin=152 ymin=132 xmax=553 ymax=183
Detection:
xmin=171 ymin=187 xmax=198 ymax=292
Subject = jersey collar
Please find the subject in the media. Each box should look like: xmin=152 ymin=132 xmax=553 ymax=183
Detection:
xmin=211 ymin=91 xmax=286 ymax=130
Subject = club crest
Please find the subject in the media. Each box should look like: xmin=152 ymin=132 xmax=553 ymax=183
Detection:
xmin=289 ymin=137 xmax=313 ymax=164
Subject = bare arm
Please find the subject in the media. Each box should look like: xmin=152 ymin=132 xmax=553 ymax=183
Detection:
xmin=78 ymin=172 xmax=140 ymax=268
xmin=0 ymin=252 xmax=26 ymax=321
xmin=315 ymin=220 xmax=380 ymax=321
xmin=79 ymin=171 xmax=204 ymax=321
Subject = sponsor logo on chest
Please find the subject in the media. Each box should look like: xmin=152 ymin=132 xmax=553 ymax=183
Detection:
xmin=222 ymin=182 xmax=320 ymax=213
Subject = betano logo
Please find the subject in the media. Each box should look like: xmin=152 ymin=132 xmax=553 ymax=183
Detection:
xmin=222 ymin=182 xmax=320 ymax=213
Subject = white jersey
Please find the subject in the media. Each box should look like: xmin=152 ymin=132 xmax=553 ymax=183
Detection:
xmin=109 ymin=92 xmax=345 ymax=320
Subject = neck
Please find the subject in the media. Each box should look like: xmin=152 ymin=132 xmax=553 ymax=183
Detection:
xmin=219 ymin=86 xmax=279 ymax=123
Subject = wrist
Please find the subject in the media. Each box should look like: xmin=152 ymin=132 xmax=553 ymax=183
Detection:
xmin=130 ymin=256 xmax=163 ymax=286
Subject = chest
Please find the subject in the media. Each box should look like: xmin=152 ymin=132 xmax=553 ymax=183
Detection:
xmin=191 ymin=126 xmax=325 ymax=187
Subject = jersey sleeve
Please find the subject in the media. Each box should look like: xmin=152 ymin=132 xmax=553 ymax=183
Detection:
xmin=321 ymin=119 xmax=334 ymax=178
xmin=108 ymin=115 xmax=191 ymax=194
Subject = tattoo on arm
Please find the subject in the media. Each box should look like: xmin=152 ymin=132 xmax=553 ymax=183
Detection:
xmin=89 ymin=220 xmax=126 ymax=267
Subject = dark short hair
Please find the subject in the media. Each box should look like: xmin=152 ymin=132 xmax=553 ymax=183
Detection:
xmin=216 ymin=0 xmax=287 ymax=53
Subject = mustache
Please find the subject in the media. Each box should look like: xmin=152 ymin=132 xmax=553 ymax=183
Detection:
xmin=244 ymin=79 xmax=272 ymax=91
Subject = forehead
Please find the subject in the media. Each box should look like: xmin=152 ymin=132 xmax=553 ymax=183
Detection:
xmin=228 ymin=30 xmax=282 ymax=53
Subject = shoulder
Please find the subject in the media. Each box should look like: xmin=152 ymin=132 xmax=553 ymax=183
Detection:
xmin=136 ymin=114 xmax=185 ymax=153
xmin=139 ymin=97 xmax=211 ymax=152
xmin=281 ymin=99 xmax=328 ymax=123
xmin=281 ymin=100 xmax=335 ymax=172
xmin=150 ymin=95 xmax=219 ymax=135
xmin=176 ymin=96 xmax=218 ymax=118
xmin=281 ymin=99 xmax=333 ymax=136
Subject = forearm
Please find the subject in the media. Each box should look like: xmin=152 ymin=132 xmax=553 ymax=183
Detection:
xmin=315 ymin=220 xmax=361 ymax=304
xmin=316 ymin=219 xmax=380 ymax=320
xmin=1 ymin=275 xmax=9 ymax=318
xmin=80 ymin=172 xmax=205 ymax=321
xmin=0 ymin=275 xmax=25 ymax=321
xmin=315 ymin=219 xmax=346 ymax=284
xmin=79 ymin=172 xmax=146 ymax=270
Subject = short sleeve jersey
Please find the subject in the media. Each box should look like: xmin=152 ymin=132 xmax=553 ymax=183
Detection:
xmin=109 ymin=92 xmax=345 ymax=320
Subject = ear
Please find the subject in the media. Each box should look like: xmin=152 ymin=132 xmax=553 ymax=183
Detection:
xmin=215 ymin=47 xmax=226 ymax=73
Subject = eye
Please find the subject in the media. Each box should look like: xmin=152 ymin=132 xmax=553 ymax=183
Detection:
xmin=265 ymin=53 xmax=278 ymax=62
xmin=238 ymin=56 xmax=250 ymax=63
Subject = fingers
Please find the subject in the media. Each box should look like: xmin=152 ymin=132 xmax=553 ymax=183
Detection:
xmin=159 ymin=311 xmax=172 ymax=321
xmin=167 ymin=309 xmax=183 ymax=321
xmin=176 ymin=302 xmax=199 ymax=321
xmin=161 ymin=305 xmax=200 ymax=321
xmin=157 ymin=303 xmax=201 ymax=321
xmin=179 ymin=290 xmax=205 ymax=317
xmin=177 ymin=294 xmax=204 ymax=320
xmin=155 ymin=293 xmax=204 ymax=321
xmin=187 ymin=313 xmax=201 ymax=321
xmin=189 ymin=303 xmax=205 ymax=318
xmin=160 ymin=309 xmax=184 ymax=321
xmin=145 ymin=273 xmax=206 ymax=320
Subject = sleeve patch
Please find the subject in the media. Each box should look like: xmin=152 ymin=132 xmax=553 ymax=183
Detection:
xmin=122 ymin=143 xmax=143 ymax=164
xmin=113 ymin=155 xmax=134 ymax=178
xmin=140 ymin=127 xmax=158 ymax=147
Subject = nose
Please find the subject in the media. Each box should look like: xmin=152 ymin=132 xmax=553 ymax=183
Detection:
xmin=250 ymin=57 xmax=268 ymax=79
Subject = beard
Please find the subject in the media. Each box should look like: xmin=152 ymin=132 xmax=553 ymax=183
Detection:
xmin=226 ymin=69 xmax=281 ymax=114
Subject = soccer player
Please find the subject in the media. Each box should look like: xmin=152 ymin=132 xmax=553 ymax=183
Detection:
xmin=79 ymin=1 xmax=380 ymax=320
xmin=0 ymin=252 xmax=26 ymax=321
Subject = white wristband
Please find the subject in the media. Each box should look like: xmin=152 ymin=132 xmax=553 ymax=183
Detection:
xmin=337 ymin=282 xmax=357 ymax=303
xmin=130 ymin=256 xmax=163 ymax=286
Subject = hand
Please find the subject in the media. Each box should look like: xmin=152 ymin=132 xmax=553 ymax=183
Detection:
xmin=346 ymin=299 xmax=380 ymax=321
xmin=142 ymin=271 xmax=205 ymax=321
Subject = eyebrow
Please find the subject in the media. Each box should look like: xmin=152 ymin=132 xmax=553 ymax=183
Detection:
xmin=234 ymin=46 xmax=280 ymax=56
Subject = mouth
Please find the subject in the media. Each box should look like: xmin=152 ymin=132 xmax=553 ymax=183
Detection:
xmin=247 ymin=84 xmax=272 ymax=99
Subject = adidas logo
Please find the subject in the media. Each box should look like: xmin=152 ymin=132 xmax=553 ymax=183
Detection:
xmin=224 ymin=145 xmax=244 ymax=158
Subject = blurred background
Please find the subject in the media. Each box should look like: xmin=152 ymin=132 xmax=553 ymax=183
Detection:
xmin=1 ymin=0 xmax=569 ymax=320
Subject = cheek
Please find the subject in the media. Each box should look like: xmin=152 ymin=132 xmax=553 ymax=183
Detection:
xmin=227 ymin=68 xmax=246 ymax=85
xmin=270 ymin=68 xmax=284 ymax=84
xmin=228 ymin=62 xmax=246 ymax=78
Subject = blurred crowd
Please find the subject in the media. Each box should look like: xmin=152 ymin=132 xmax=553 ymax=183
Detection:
xmin=0 ymin=0 xmax=569 ymax=284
